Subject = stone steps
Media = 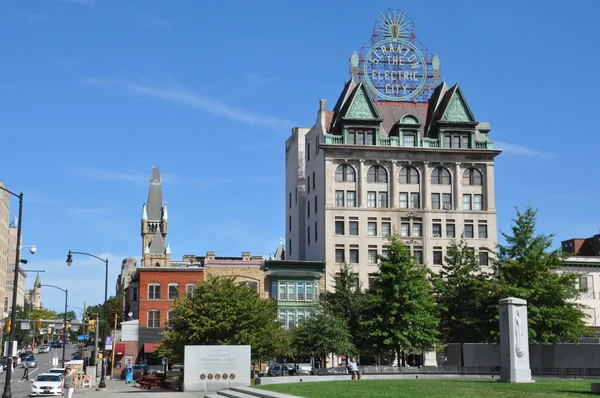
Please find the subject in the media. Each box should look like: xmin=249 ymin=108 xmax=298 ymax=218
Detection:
xmin=203 ymin=385 xmax=299 ymax=398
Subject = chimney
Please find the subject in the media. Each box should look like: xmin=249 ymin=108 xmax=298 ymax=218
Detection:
xmin=206 ymin=251 xmax=215 ymax=261
xmin=242 ymin=252 xmax=251 ymax=261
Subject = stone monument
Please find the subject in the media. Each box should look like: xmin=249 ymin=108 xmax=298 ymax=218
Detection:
xmin=499 ymin=297 xmax=534 ymax=383
xmin=184 ymin=345 xmax=251 ymax=392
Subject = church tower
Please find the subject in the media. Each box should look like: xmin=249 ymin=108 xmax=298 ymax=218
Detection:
xmin=141 ymin=167 xmax=170 ymax=267
xmin=32 ymin=273 xmax=42 ymax=309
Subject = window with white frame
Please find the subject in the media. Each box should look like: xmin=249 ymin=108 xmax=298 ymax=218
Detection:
xmin=478 ymin=224 xmax=488 ymax=239
xmin=442 ymin=194 xmax=452 ymax=209
xmin=368 ymin=249 xmax=378 ymax=264
xmin=379 ymin=192 xmax=388 ymax=208
xmin=349 ymin=248 xmax=359 ymax=264
xmin=335 ymin=220 xmax=345 ymax=235
xmin=349 ymin=221 xmax=359 ymax=235
xmin=335 ymin=191 xmax=344 ymax=206
xmin=463 ymin=194 xmax=472 ymax=210
xmin=446 ymin=223 xmax=456 ymax=238
xmin=368 ymin=222 xmax=377 ymax=236
xmin=347 ymin=191 xmax=356 ymax=207
xmin=401 ymin=222 xmax=410 ymax=237
xmin=367 ymin=191 xmax=377 ymax=207
xmin=147 ymin=310 xmax=160 ymax=328
xmin=474 ymin=194 xmax=483 ymax=210
xmin=432 ymin=193 xmax=440 ymax=209
xmin=168 ymin=283 xmax=179 ymax=300
xmin=465 ymin=224 xmax=474 ymax=238
xmin=400 ymin=192 xmax=409 ymax=208
xmin=410 ymin=193 xmax=420 ymax=208
xmin=186 ymin=284 xmax=194 ymax=297
xmin=148 ymin=284 xmax=160 ymax=300
xmin=167 ymin=310 xmax=175 ymax=325
xmin=381 ymin=221 xmax=391 ymax=236
xmin=335 ymin=248 xmax=345 ymax=263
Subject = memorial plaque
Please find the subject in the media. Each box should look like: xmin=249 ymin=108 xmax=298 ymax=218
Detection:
xmin=184 ymin=345 xmax=251 ymax=392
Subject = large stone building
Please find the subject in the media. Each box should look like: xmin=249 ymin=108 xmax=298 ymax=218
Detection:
xmin=5 ymin=218 xmax=27 ymax=314
xmin=285 ymin=11 xmax=501 ymax=289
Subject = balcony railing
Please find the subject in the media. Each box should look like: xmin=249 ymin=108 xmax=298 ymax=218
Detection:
xmin=323 ymin=134 xmax=494 ymax=150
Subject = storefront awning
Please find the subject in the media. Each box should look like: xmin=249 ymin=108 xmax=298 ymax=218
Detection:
xmin=143 ymin=343 xmax=160 ymax=353
xmin=114 ymin=343 xmax=126 ymax=356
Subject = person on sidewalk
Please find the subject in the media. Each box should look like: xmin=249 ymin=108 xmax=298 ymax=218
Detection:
xmin=347 ymin=357 xmax=362 ymax=380
xmin=62 ymin=367 xmax=77 ymax=398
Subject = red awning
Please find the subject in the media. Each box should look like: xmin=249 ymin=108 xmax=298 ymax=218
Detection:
xmin=114 ymin=343 xmax=126 ymax=356
xmin=143 ymin=343 xmax=160 ymax=353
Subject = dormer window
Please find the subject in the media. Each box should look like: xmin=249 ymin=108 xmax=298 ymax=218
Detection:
xmin=348 ymin=128 xmax=376 ymax=145
xmin=443 ymin=132 xmax=471 ymax=148
xmin=403 ymin=132 xmax=416 ymax=147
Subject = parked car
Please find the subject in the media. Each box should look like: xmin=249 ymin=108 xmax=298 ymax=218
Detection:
xmin=22 ymin=356 xmax=37 ymax=368
xmin=0 ymin=358 xmax=14 ymax=369
xmin=37 ymin=345 xmax=50 ymax=354
xmin=294 ymin=364 xmax=312 ymax=375
xmin=267 ymin=364 xmax=297 ymax=377
xmin=30 ymin=373 xmax=63 ymax=396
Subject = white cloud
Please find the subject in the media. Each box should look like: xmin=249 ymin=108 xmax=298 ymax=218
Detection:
xmin=495 ymin=141 xmax=554 ymax=158
xmin=81 ymin=78 xmax=293 ymax=132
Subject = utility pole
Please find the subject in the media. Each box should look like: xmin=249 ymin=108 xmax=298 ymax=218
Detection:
xmin=81 ymin=302 xmax=86 ymax=365
xmin=93 ymin=313 xmax=99 ymax=367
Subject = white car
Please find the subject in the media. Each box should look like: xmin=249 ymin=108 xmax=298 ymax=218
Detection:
xmin=31 ymin=373 xmax=63 ymax=396
xmin=38 ymin=345 xmax=51 ymax=354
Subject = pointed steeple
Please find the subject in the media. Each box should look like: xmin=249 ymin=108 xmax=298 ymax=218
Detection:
xmin=142 ymin=203 xmax=147 ymax=221
xmin=34 ymin=273 xmax=41 ymax=288
xmin=146 ymin=167 xmax=163 ymax=222
xmin=149 ymin=227 xmax=166 ymax=254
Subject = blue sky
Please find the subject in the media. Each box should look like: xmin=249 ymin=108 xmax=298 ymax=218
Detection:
xmin=1 ymin=0 xmax=599 ymax=312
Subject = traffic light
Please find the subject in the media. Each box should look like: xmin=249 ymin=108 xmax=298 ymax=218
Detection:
xmin=65 ymin=320 xmax=71 ymax=330
xmin=4 ymin=320 xmax=11 ymax=332
xmin=89 ymin=319 xmax=95 ymax=332
xmin=36 ymin=319 xmax=42 ymax=331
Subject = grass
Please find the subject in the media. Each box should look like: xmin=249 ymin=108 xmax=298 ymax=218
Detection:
xmin=254 ymin=379 xmax=599 ymax=397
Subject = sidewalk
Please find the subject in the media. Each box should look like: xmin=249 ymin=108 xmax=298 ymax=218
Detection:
xmin=75 ymin=378 xmax=203 ymax=397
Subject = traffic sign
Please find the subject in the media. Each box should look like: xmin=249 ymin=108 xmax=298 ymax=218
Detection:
xmin=77 ymin=334 xmax=89 ymax=341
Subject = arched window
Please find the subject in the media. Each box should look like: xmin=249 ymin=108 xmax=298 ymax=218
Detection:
xmin=367 ymin=166 xmax=387 ymax=183
xmin=399 ymin=166 xmax=419 ymax=184
xmin=335 ymin=165 xmax=355 ymax=182
xmin=401 ymin=115 xmax=419 ymax=124
xmin=432 ymin=167 xmax=451 ymax=185
xmin=168 ymin=283 xmax=179 ymax=300
xmin=148 ymin=283 xmax=160 ymax=300
xmin=462 ymin=168 xmax=483 ymax=185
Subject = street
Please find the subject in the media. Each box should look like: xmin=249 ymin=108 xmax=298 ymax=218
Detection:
xmin=0 ymin=345 xmax=80 ymax=398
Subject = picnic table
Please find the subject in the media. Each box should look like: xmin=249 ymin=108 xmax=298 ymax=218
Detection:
xmin=138 ymin=374 xmax=168 ymax=390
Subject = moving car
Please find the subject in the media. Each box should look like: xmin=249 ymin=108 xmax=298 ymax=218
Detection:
xmin=22 ymin=356 xmax=37 ymax=368
xmin=37 ymin=345 xmax=50 ymax=354
xmin=30 ymin=373 xmax=63 ymax=396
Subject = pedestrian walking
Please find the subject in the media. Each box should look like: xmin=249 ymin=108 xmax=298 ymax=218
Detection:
xmin=61 ymin=367 xmax=77 ymax=397
xmin=21 ymin=364 xmax=29 ymax=381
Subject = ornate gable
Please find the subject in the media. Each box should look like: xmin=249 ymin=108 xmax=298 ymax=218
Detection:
xmin=345 ymin=84 xmax=380 ymax=120
xmin=440 ymin=85 xmax=475 ymax=123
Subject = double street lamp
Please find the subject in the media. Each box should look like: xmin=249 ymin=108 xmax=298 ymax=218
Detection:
xmin=37 ymin=284 xmax=68 ymax=367
xmin=66 ymin=251 xmax=109 ymax=390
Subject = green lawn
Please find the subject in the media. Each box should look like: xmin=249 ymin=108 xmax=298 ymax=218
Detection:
xmin=255 ymin=379 xmax=598 ymax=397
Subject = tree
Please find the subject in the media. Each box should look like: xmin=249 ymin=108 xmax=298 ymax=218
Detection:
xmin=86 ymin=295 xmax=123 ymax=328
xmin=56 ymin=311 xmax=77 ymax=322
xmin=322 ymin=263 xmax=367 ymax=352
xmin=157 ymin=276 xmax=283 ymax=363
xmin=433 ymin=239 xmax=497 ymax=343
xmin=291 ymin=309 xmax=354 ymax=367
xmin=495 ymin=206 xmax=589 ymax=343
xmin=363 ymin=234 xmax=439 ymax=363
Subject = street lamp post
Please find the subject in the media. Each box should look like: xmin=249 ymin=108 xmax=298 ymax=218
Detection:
xmin=37 ymin=284 xmax=68 ymax=366
xmin=0 ymin=187 xmax=23 ymax=398
xmin=66 ymin=251 xmax=109 ymax=390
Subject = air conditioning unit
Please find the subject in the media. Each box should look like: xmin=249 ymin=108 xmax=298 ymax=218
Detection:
xmin=443 ymin=205 xmax=452 ymax=210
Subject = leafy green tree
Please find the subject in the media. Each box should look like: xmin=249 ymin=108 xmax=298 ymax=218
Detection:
xmin=157 ymin=276 xmax=283 ymax=363
xmin=86 ymin=295 xmax=123 ymax=330
xmin=363 ymin=234 xmax=439 ymax=363
xmin=322 ymin=263 xmax=367 ymax=352
xmin=291 ymin=309 xmax=354 ymax=367
xmin=495 ymin=206 xmax=589 ymax=343
xmin=433 ymin=239 xmax=497 ymax=343
xmin=56 ymin=311 xmax=77 ymax=322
